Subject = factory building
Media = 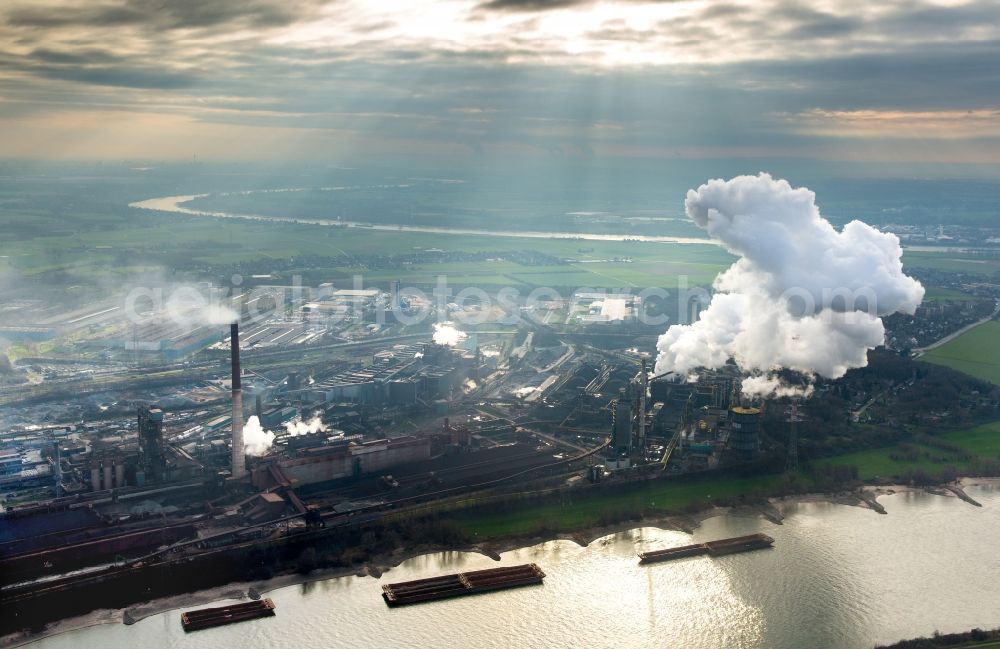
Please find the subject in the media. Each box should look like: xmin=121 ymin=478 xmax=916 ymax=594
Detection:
xmin=302 ymin=287 xmax=383 ymax=321
xmin=303 ymin=343 xmax=472 ymax=406
xmin=259 ymin=406 xmax=297 ymax=430
xmin=573 ymin=292 xmax=641 ymax=326
xmin=119 ymin=322 xmax=226 ymax=360
xmin=250 ymin=436 xmax=431 ymax=489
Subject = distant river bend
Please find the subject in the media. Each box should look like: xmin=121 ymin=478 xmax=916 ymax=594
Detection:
xmin=129 ymin=193 xmax=721 ymax=246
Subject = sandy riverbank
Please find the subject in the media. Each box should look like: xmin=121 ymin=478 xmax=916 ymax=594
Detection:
xmin=4 ymin=480 xmax=995 ymax=648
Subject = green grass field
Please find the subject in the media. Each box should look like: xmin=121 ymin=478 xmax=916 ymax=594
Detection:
xmin=922 ymin=321 xmax=1000 ymax=385
xmin=1 ymin=206 xmax=735 ymax=290
xmin=903 ymin=250 xmax=1000 ymax=276
xmin=8 ymin=201 xmax=997 ymax=296
xmin=456 ymin=419 xmax=1000 ymax=539
xmin=922 ymin=286 xmax=979 ymax=301
xmin=816 ymin=420 xmax=1000 ymax=480
xmin=458 ymin=473 xmax=782 ymax=538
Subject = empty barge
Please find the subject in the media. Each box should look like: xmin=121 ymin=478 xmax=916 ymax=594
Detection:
xmin=639 ymin=533 xmax=774 ymax=564
xmin=181 ymin=598 xmax=275 ymax=632
xmin=382 ymin=563 xmax=545 ymax=607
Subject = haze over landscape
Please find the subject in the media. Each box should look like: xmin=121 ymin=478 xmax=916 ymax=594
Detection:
xmin=2 ymin=2 xmax=1000 ymax=649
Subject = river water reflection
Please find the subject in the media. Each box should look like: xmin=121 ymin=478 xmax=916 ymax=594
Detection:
xmin=30 ymin=486 xmax=1000 ymax=649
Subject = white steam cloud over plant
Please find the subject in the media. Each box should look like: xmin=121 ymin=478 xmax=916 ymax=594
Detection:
xmin=244 ymin=415 xmax=328 ymax=456
xmin=243 ymin=416 xmax=275 ymax=456
xmin=285 ymin=416 xmax=326 ymax=436
xmin=654 ymin=173 xmax=924 ymax=398
xmin=433 ymin=322 xmax=467 ymax=346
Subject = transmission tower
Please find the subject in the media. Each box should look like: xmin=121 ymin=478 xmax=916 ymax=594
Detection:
xmin=786 ymin=400 xmax=800 ymax=472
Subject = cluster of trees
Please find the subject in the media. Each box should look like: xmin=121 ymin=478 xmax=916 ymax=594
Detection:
xmin=876 ymin=627 xmax=1000 ymax=648
xmin=279 ymin=515 xmax=472 ymax=577
xmin=767 ymin=349 xmax=997 ymax=463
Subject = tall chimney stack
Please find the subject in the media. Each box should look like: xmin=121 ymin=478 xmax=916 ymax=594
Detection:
xmin=230 ymin=322 xmax=246 ymax=479
xmin=53 ymin=442 xmax=63 ymax=498
xmin=638 ymin=359 xmax=647 ymax=450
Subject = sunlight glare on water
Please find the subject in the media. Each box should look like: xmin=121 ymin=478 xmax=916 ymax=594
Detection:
xmin=30 ymin=486 xmax=1000 ymax=649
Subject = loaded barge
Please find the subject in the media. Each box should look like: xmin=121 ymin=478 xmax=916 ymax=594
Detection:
xmin=639 ymin=533 xmax=774 ymax=564
xmin=181 ymin=598 xmax=276 ymax=632
xmin=382 ymin=563 xmax=546 ymax=607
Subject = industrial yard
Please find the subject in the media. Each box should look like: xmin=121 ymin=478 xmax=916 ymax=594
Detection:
xmin=0 ymin=270 xmax=785 ymax=638
xmin=3 ymin=193 xmax=999 ymax=642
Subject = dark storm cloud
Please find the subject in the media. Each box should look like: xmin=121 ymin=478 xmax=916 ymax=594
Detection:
xmin=876 ymin=0 xmax=998 ymax=34
xmin=31 ymin=64 xmax=200 ymax=89
xmin=28 ymin=48 xmax=120 ymax=65
xmin=0 ymin=47 xmax=203 ymax=89
xmin=738 ymin=39 xmax=1000 ymax=110
xmin=783 ymin=13 xmax=861 ymax=39
xmin=2 ymin=0 xmax=1000 ymax=163
xmin=477 ymin=0 xmax=689 ymax=11
xmin=5 ymin=0 xmax=312 ymax=31
xmin=476 ymin=0 xmax=591 ymax=11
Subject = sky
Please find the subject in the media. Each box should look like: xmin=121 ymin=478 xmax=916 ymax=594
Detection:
xmin=1 ymin=0 xmax=999 ymax=169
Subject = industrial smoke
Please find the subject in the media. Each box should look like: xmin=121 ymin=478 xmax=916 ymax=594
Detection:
xmin=654 ymin=173 xmax=924 ymax=398
xmin=199 ymin=304 xmax=239 ymax=325
xmin=243 ymin=416 xmax=275 ymax=456
xmin=285 ymin=416 xmax=326 ymax=436
xmin=433 ymin=322 xmax=467 ymax=346
xmin=161 ymin=285 xmax=238 ymax=327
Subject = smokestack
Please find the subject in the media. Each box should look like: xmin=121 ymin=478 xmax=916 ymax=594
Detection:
xmin=230 ymin=322 xmax=246 ymax=479
xmin=638 ymin=359 xmax=647 ymax=450
xmin=53 ymin=443 xmax=63 ymax=498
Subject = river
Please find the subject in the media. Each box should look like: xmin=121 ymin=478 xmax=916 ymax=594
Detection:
xmin=129 ymin=194 xmax=722 ymax=246
xmin=130 ymin=194 xmax=997 ymax=254
xmin=27 ymin=485 xmax=1000 ymax=649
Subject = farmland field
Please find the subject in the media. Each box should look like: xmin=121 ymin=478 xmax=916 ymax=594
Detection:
xmin=816 ymin=420 xmax=1000 ymax=480
xmin=922 ymin=321 xmax=1000 ymax=385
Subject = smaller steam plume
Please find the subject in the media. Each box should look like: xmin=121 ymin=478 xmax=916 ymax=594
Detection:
xmin=433 ymin=322 xmax=468 ymax=346
xmin=200 ymin=304 xmax=240 ymax=326
xmin=285 ymin=416 xmax=326 ymax=436
xmin=243 ymin=416 xmax=275 ymax=456
xmin=156 ymin=283 xmax=239 ymax=327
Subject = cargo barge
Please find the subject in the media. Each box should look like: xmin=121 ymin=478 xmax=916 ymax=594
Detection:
xmin=382 ymin=563 xmax=545 ymax=607
xmin=639 ymin=533 xmax=774 ymax=564
xmin=181 ymin=598 xmax=275 ymax=632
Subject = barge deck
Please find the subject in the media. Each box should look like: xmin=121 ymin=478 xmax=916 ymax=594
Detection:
xmin=382 ymin=563 xmax=545 ymax=607
xmin=181 ymin=598 xmax=275 ymax=632
xmin=639 ymin=533 xmax=774 ymax=564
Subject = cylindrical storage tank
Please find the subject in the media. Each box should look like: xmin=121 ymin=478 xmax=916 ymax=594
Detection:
xmin=116 ymin=462 xmax=126 ymax=488
xmin=90 ymin=466 xmax=101 ymax=491
xmin=135 ymin=469 xmax=146 ymax=487
xmin=103 ymin=464 xmax=113 ymax=490
xmin=729 ymin=407 xmax=761 ymax=454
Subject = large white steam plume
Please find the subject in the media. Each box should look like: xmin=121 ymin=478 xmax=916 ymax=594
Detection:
xmin=433 ymin=322 xmax=468 ymax=346
xmin=243 ymin=415 xmax=275 ymax=456
xmin=655 ymin=173 xmax=924 ymax=398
